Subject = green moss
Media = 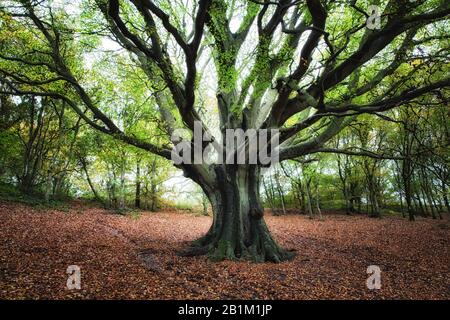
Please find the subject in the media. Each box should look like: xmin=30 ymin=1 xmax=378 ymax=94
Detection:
xmin=208 ymin=239 xmax=236 ymax=262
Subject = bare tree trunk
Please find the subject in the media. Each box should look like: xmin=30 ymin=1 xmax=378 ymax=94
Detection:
xmin=424 ymin=187 xmax=436 ymax=219
xmin=135 ymin=159 xmax=141 ymax=209
xmin=298 ymin=182 xmax=306 ymax=214
xmin=403 ymin=169 xmax=415 ymax=221
xmin=315 ymin=185 xmax=322 ymax=220
xmin=416 ymin=193 xmax=426 ymax=217
xmin=80 ymin=158 xmax=104 ymax=205
xmin=149 ymin=157 xmax=158 ymax=212
xmin=44 ymin=169 xmax=52 ymax=202
xmin=305 ymin=178 xmax=314 ymax=219
xmin=274 ymin=169 xmax=286 ymax=215
xmin=202 ymin=193 xmax=209 ymax=216
xmin=118 ymin=155 xmax=126 ymax=210
xmin=263 ymin=175 xmax=276 ymax=215
xmin=180 ymin=165 xmax=293 ymax=263
xmin=399 ymin=193 xmax=405 ymax=218
xmin=336 ymin=154 xmax=350 ymax=214
xmin=442 ymin=182 xmax=450 ymax=213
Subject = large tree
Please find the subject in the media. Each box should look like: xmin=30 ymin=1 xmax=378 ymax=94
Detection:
xmin=0 ymin=0 xmax=448 ymax=262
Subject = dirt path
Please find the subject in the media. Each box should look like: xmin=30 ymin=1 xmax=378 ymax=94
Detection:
xmin=0 ymin=201 xmax=449 ymax=299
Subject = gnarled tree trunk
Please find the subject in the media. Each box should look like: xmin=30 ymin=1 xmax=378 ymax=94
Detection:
xmin=180 ymin=164 xmax=294 ymax=263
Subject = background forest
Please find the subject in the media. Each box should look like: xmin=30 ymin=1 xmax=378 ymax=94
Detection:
xmin=1 ymin=92 xmax=448 ymax=220
xmin=0 ymin=0 xmax=448 ymax=227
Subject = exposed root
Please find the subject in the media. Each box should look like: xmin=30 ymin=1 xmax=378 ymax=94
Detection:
xmin=180 ymin=233 xmax=295 ymax=263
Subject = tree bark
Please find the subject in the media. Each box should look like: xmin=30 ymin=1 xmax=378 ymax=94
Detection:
xmin=149 ymin=157 xmax=158 ymax=212
xmin=118 ymin=155 xmax=126 ymax=210
xmin=274 ymin=169 xmax=286 ymax=215
xmin=135 ymin=159 xmax=141 ymax=209
xmin=80 ymin=157 xmax=104 ymax=206
xmin=262 ymin=175 xmax=276 ymax=215
xmin=314 ymin=184 xmax=323 ymax=220
xmin=442 ymin=182 xmax=450 ymax=213
xmin=305 ymin=178 xmax=314 ymax=219
xmin=403 ymin=168 xmax=415 ymax=221
xmin=202 ymin=192 xmax=209 ymax=216
xmin=180 ymin=165 xmax=294 ymax=263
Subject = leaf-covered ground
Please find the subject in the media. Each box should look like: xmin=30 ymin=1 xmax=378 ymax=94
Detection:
xmin=0 ymin=201 xmax=449 ymax=299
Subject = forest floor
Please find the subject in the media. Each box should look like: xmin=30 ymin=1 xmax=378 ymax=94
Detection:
xmin=0 ymin=200 xmax=449 ymax=300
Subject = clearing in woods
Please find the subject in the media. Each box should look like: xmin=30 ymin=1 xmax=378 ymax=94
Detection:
xmin=0 ymin=201 xmax=449 ymax=299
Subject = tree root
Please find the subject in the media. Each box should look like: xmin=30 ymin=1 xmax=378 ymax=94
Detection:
xmin=178 ymin=236 xmax=295 ymax=263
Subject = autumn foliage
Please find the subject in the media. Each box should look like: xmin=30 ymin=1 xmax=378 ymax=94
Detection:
xmin=0 ymin=201 xmax=448 ymax=299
